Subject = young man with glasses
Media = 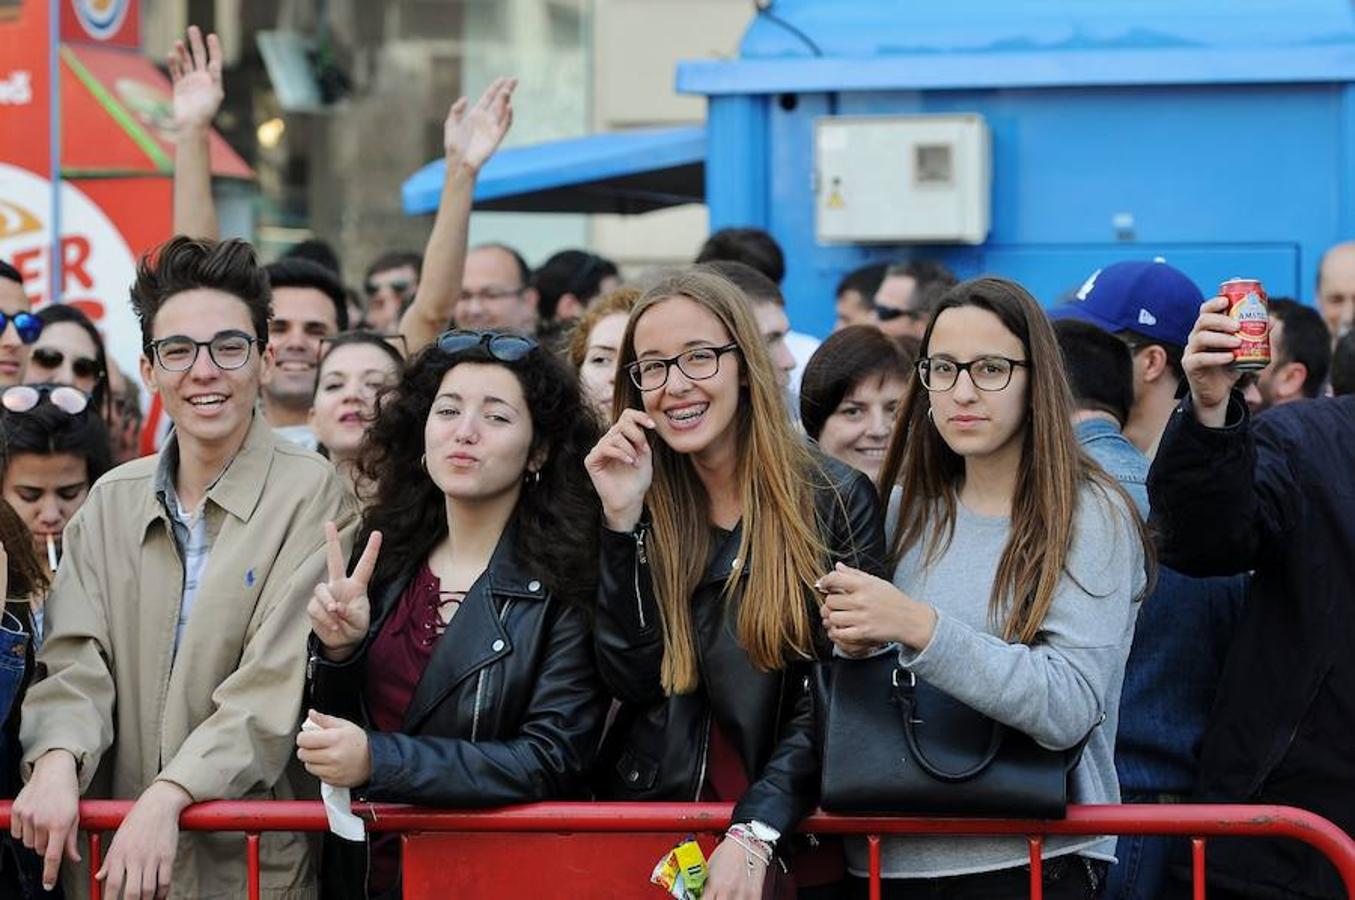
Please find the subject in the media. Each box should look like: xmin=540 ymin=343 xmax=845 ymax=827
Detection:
xmin=0 ymin=261 xmax=40 ymax=388
xmin=10 ymin=236 xmax=357 ymax=899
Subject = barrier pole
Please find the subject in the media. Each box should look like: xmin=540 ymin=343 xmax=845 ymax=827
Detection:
xmin=88 ymin=831 xmax=102 ymax=900
xmin=1192 ymin=837 xmax=1207 ymax=900
xmin=247 ymin=832 xmax=261 ymax=900
xmin=1027 ymin=835 xmax=1043 ymax=898
xmin=867 ymin=833 xmax=881 ymax=900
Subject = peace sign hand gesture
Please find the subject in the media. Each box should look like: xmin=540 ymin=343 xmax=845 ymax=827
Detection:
xmin=169 ymin=26 xmax=224 ymax=132
xmin=308 ymin=522 xmax=382 ymax=662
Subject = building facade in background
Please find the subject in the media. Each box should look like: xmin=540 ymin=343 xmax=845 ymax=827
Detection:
xmin=142 ymin=0 xmax=748 ymax=284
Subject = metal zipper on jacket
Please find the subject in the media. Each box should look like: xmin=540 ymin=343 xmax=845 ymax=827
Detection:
xmin=471 ymin=599 xmax=514 ymax=741
xmin=692 ymin=710 xmax=712 ymax=801
xmin=634 ymin=526 xmax=648 ymax=629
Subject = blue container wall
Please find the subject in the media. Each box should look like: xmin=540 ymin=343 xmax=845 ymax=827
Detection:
xmin=708 ymin=83 xmax=1355 ymax=338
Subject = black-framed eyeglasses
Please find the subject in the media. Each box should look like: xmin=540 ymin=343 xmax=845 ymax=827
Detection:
xmin=874 ymin=304 xmax=926 ymax=324
xmin=144 ymin=330 xmax=263 ymax=372
xmin=1 ymin=383 xmax=90 ymax=415
xmin=436 ymin=329 xmax=538 ymax=362
xmin=627 ymin=342 xmax=740 ymax=392
xmin=917 ymin=356 xmax=1029 ymax=392
xmin=30 ymin=346 xmax=103 ymax=380
xmin=0 ymin=311 xmax=43 ymax=344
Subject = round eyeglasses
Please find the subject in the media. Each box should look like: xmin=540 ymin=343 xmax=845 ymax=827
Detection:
xmin=1 ymin=384 xmax=90 ymax=415
xmin=627 ymin=343 xmax=740 ymax=392
xmin=917 ymin=356 xmax=1029 ymax=392
xmin=145 ymin=330 xmax=262 ymax=372
xmin=436 ymin=329 xmax=538 ymax=362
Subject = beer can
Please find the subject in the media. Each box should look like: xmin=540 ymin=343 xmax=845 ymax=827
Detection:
xmin=1220 ymin=278 xmax=1271 ymax=371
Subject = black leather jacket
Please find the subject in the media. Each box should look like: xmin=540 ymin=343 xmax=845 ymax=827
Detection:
xmin=592 ymin=456 xmax=885 ymax=836
xmin=307 ymin=523 xmax=606 ymax=898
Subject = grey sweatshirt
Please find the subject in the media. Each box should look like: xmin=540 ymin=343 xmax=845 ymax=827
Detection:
xmin=844 ymin=485 xmax=1144 ymax=879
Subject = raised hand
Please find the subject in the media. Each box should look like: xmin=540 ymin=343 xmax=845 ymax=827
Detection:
xmin=1183 ymin=296 xmax=1245 ymax=428
xmin=308 ymin=523 xmax=381 ymax=661
xmin=443 ymin=76 xmax=517 ymax=172
xmin=584 ymin=409 xmax=656 ymax=532
xmin=168 ymin=26 xmax=224 ymax=133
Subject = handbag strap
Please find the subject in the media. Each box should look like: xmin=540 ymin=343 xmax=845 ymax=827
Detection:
xmin=892 ymin=667 xmax=1006 ymax=783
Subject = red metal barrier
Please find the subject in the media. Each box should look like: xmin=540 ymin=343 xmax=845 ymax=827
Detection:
xmin=1 ymin=801 xmax=1353 ymax=899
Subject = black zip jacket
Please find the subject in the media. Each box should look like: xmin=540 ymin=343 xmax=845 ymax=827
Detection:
xmin=592 ymin=456 xmax=885 ymax=837
xmin=307 ymin=524 xmax=606 ymax=899
xmin=1149 ymin=393 xmax=1355 ymax=900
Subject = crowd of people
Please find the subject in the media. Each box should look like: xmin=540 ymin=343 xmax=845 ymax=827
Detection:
xmin=0 ymin=25 xmax=1352 ymax=900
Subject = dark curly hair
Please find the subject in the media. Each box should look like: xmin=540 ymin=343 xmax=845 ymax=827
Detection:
xmin=356 ymin=342 xmax=600 ymax=606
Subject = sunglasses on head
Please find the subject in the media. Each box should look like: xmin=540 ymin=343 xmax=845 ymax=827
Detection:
xmin=0 ymin=311 xmax=43 ymax=344
xmin=436 ymin=330 xmax=538 ymax=362
xmin=30 ymin=346 xmax=102 ymax=380
xmin=1 ymin=383 xmax=90 ymax=415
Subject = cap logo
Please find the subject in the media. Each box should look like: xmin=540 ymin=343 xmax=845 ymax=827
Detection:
xmin=1138 ymin=309 xmax=1158 ymax=327
xmin=1076 ymin=269 xmax=1102 ymax=301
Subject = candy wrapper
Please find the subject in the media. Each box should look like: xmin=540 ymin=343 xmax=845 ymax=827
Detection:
xmin=651 ymin=835 xmax=709 ymax=899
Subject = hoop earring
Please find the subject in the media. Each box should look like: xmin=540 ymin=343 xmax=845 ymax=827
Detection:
xmin=525 ymin=468 xmax=541 ymax=486
xmin=419 ymin=453 xmax=427 ymax=472
xmin=925 ymin=407 xmax=935 ymax=424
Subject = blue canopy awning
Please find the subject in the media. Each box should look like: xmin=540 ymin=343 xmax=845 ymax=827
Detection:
xmin=401 ymin=126 xmax=706 ymax=216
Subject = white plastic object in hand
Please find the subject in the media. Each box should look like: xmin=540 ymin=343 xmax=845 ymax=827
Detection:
xmin=301 ymin=718 xmax=366 ymax=841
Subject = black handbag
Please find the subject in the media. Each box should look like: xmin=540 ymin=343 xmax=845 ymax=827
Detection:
xmin=820 ymin=652 xmax=1088 ymax=819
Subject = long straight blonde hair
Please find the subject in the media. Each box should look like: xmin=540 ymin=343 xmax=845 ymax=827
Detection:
xmin=878 ymin=276 xmax=1153 ymax=642
xmin=613 ymin=268 xmax=828 ymax=694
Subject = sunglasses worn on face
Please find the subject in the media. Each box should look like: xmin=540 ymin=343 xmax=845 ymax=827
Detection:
xmin=0 ymin=311 xmax=43 ymax=344
xmin=364 ymin=278 xmax=413 ymax=298
xmin=874 ymin=304 xmax=926 ymax=324
xmin=1 ymin=384 xmax=90 ymax=415
xmin=31 ymin=346 xmax=102 ymax=380
xmin=436 ymin=329 xmax=538 ymax=362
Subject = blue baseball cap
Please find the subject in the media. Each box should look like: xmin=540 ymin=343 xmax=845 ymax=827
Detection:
xmin=1049 ymin=259 xmax=1203 ymax=347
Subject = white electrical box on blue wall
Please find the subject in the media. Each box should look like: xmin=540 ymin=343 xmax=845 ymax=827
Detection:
xmin=815 ymin=113 xmax=991 ymax=245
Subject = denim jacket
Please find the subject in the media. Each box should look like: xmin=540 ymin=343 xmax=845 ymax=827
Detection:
xmin=1075 ymin=418 xmax=1149 ymax=519
xmin=0 ymin=608 xmax=26 ymax=728
xmin=1075 ymin=417 xmax=1247 ymax=797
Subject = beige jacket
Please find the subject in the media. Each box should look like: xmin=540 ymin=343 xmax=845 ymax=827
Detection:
xmin=21 ymin=414 xmax=358 ymax=899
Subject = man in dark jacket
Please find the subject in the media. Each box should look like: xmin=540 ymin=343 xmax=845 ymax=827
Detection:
xmin=1149 ymin=295 xmax=1355 ymax=899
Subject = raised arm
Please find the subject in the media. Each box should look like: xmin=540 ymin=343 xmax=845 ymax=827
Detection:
xmin=169 ymin=26 xmax=224 ymax=240
xmin=400 ymin=77 xmax=516 ymax=354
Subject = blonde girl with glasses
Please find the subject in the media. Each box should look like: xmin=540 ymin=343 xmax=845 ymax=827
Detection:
xmin=587 ymin=268 xmax=885 ymax=900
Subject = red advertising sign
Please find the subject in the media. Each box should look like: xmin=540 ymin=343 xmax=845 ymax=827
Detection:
xmin=0 ymin=0 xmax=51 ymax=173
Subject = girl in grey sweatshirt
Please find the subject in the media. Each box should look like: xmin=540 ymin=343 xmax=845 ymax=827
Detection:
xmin=818 ymin=276 xmax=1150 ymax=898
